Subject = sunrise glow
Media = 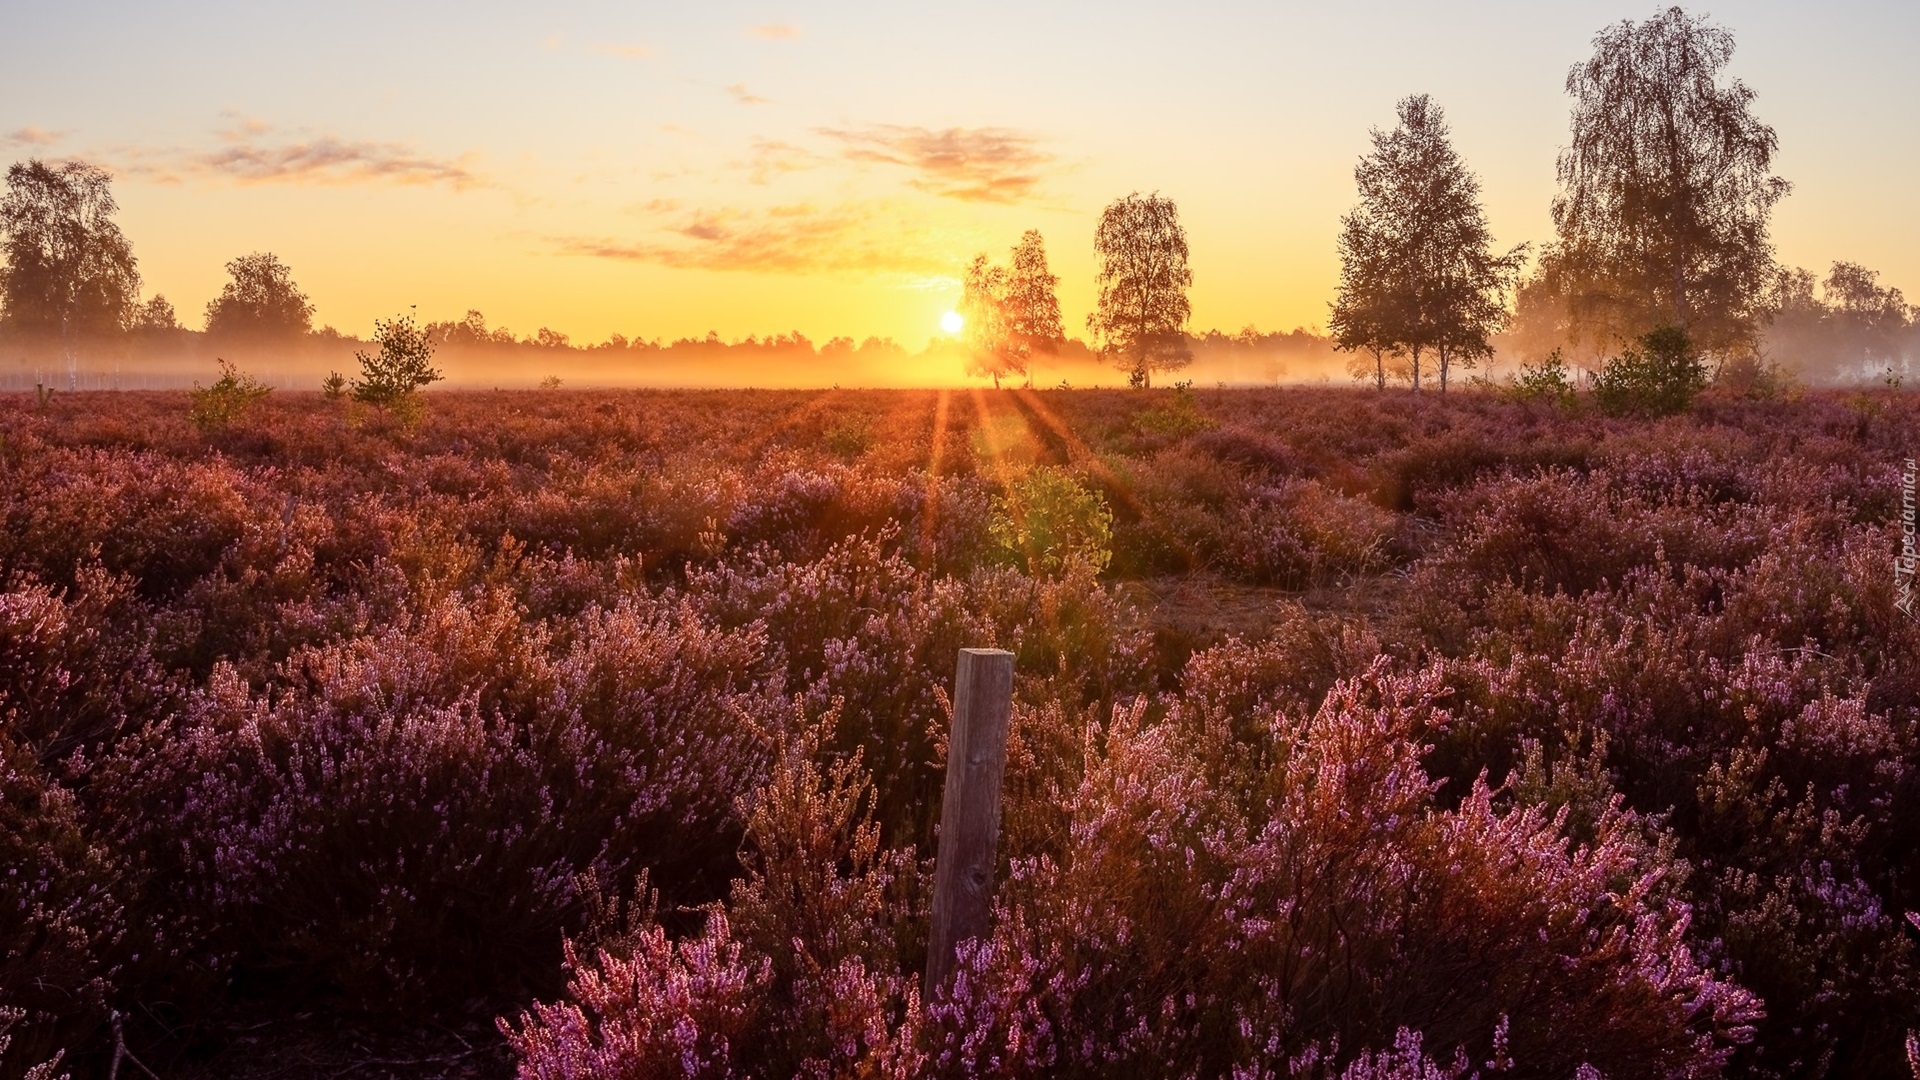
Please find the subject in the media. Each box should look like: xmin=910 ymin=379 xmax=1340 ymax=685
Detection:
xmin=3 ymin=3 xmax=1913 ymax=355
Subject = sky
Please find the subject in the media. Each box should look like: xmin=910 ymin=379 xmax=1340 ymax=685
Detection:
xmin=3 ymin=0 xmax=1917 ymax=350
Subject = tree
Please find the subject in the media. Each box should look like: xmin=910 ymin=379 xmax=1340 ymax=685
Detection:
xmin=0 ymin=159 xmax=140 ymax=338
xmin=352 ymin=311 xmax=442 ymax=419
xmin=1329 ymin=203 xmax=1406 ymax=391
xmin=1540 ymin=7 xmax=1788 ymax=357
xmin=1004 ymin=229 xmax=1064 ymax=370
xmin=188 ymin=359 xmax=272 ymax=432
xmin=1088 ymin=192 xmax=1192 ymax=388
xmin=959 ymin=254 xmax=1019 ymax=388
xmin=205 ymin=252 xmax=315 ymax=340
xmin=426 ymin=309 xmax=492 ymax=347
xmin=130 ymin=294 xmax=183 ymax=336
xmin=960 ymin=231 xmax=1064 ymax=389
xmin=1329 ymin=95 xmax=1524 ymax=393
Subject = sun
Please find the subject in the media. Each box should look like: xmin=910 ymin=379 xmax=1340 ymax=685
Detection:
xmin=940 ymin=310 xmax=964 ymax=335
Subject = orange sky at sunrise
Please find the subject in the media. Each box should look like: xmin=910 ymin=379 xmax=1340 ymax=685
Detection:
xmin=4 ymin=0 xmax=1917 ymax=359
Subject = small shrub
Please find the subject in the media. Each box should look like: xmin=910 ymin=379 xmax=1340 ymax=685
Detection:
xmin=539 ymin=375 xmax=563 ymax=390
xmin=1713 ymin=353 xmax=1798 ymax=401
xmin=187 ymin=360 xmax=271 ymax=432
xmin=351 ymin=311 xmax=443 ymax=416
xmin=988 ymin=466 xmax=1114 ymax=575
xmin=320 ymin=370 xmax=346 ymax=399
xmin=1593 ymin=326 xmax=1708 ymax=417
xmin=1136 ymin=381 xmax=1216 ymax=437
xmin=823 ymin=412 xmax=874 ymax=458
xmin=1507 ymin=348 xmax=1578 ymax=408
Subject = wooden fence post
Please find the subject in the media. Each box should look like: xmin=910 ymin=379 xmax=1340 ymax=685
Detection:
xmin=924 ymin=647 xmax=1015 ymax=996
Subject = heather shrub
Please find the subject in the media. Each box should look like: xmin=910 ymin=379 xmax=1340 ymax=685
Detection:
xmin=1227 ymin=479 xmax=1399 ymax=586
xmin=0 ymin=733 xmax=123 ymax=1072
xmin=1134 ymin=382 xmax=1216 ymax=438
xmin=504 ymin=712 xmax=928 ymax=1080
xmin=105 ymin=590 xmax=777 ymax=1009
xmin=928 ymin=664 xmax=1759 ymax=1077
xmin=0 ymin=567 xmax=173 ymax=758
xmin=681 ymin=529 xmax=1149 ymax=848
xmin=7 ymin=387 xmax=1920 ymax=1073
xmin=0 ymin=450 xmax=255 ymax=598
xmin=0 ymin=1008 xmax=67 ymax=1080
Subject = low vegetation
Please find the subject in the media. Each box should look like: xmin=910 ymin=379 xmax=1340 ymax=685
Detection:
xmin=2 ymin=384 xmax=1917 ymax=1078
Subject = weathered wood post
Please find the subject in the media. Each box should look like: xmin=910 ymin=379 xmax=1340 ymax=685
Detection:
xmin=924 ymin=647 xmax=1015 ymax=996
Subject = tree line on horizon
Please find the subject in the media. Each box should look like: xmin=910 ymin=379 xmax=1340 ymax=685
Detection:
xmin=2 ymin=5 xmax=1917 ymax=390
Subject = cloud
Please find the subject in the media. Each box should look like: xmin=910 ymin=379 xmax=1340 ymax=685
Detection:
xmin=194 ymin=134 xmax=479 ymax=189
xmin=5 ymin=125 xmax=68 ymax=147
xmin=109 ymin=119 xmax=482 ymax=190
xmin=216 ymin=112 xmax=272 ymax=139
xmin=557 ymin=202 xmax=940 ymax=276
xmin=735 ymin=138 xmax=822 ymax=184
xmin=817 ymin=124 xmax=1052 ymax=203
xmin=725 ymin=82 xmax=770 ymax=106
xmin=593 ymin=42 xmax=659 ymax=59
xmin=750 ymin=23 xmax=801 ymax=40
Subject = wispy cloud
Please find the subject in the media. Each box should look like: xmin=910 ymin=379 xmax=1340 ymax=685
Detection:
xmin=111 ymin=119 xmax=482 ymax=190
xmin=750 ymin=23 xmax=801 ymax=40
xmin=725 ymin=82 xmax=770 ymax=106
xmin=5 ymin=125 xmax=68 ymax=147
xmin=735 ymin=138 xmax=823 ymax=184
xmin=558 ymin=202 xmax=939 ymax=276
xmin=593 ymin=42 xmax=658 ymax=59
xmin=817 ymin=124 xmax=1053 ymax=203
xmin=196 ymin=135 xmax=478 ymax=188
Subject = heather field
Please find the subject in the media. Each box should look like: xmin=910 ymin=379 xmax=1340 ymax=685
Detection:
xmin=3 ymin=386 xmax=1919 ymax=1079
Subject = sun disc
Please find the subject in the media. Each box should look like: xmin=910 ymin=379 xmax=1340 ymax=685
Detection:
xmin=940 ymin=311 xmax=964 ymax=334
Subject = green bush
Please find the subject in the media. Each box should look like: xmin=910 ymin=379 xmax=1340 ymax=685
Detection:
xmin=988 ymin=466 xmax=1114 ymax=575
xmin=351 ymin=312 xmax=442 ymax=417
xmin=188 ymin=359 xmax=271 ymax=432
xmin=1507 ymin=348 xmax=1578 ymax=408
xmin=1592 ymin=325 xmax=1707 ymax=417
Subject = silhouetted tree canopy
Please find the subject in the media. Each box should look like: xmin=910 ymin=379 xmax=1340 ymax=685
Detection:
xmin=131 ymin=294 xmax=182 ymax=336
xmin=0 ymin=159 xmax=140 ymax=337
xmin=1331 ymin=96 xmax=1524 ymax=393
xmin=1005 ymin=229 xmax=1063 ymax=359
xmin=205 ymin=251 xmax=315 ymax=339
xmin=1540 ymin=6 xmax=1788 ymax=356
xmin=1088 ymin=192 xmax=1192 ymax=388
xmin=1329 ymin=199 xmax=1404 ymax=391
xmin=959 ymin=254 xmax=1018 ymax=388
xmin=960 ymin=230 xmax=1064 ymax=389
xmin=1762 ymin=261 xmax=1917 ymax=380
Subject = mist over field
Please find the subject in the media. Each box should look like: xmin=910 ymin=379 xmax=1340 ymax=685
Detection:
xmin=7 ymin=310 xmax=1915 ymax=393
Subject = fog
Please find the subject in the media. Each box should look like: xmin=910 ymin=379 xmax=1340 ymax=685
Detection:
xmin=5 ymin=311 xmax=1913 ymax=394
